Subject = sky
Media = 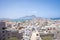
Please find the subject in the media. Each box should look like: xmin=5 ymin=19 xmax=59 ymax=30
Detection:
xmin=0 ymin=0 xmax=60 ymax=19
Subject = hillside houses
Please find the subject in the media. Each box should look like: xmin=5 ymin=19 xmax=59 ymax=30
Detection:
xmin=0 ymin=18 xmax=60 ymax=40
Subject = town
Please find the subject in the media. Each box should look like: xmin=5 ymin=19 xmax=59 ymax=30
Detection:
xmin=0 ymin=17 xmax=60 ymax=40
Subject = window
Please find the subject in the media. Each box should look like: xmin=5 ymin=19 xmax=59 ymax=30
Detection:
xmin=2 ymin=31 xmax=5 ymax=33
xmin=36 ymin=34 xmax=39 ymax=36
xmin=3 ymin=34 xmax=5 ymax=36
xmin=48 ymin=28 xmax=49 ymax=30
xmin=3 ymin=38 xmax=5 ymax=40
xmin=2 ymin=27 xmax=6 ymax=30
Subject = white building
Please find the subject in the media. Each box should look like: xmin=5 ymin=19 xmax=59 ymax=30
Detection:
xmin=31 ymin=30 xmax=42 ymax=40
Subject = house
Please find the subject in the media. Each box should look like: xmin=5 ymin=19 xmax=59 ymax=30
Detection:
xmin=30 ymin=30 xmax=42 ymax=40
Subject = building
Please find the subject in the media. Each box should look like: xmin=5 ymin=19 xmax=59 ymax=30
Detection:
xmin=0 ymin=21 xmax=8 ymax=40
xmin=0 ymin=21 xmax=19 ymax=40
xmin=30 ymin=30 xmax=42 ymax=40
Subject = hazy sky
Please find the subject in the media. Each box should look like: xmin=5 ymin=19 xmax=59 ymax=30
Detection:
xmin=0 ymin=0 xmax=60 ymax=19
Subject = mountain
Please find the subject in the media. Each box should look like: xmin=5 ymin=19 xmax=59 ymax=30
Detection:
xmin=1 ymin=15 xmax=60 ymax=22
xmin=51 ymin=18 xmax=60 ymax=20
xmin=19 ymin=15 xmax=36 ymax=20
xmin=0 ymin=18 xmax=11 ymax=20
xmin=0 ymin=18 xmax=8 ymax=20
xmin=11 ymin=15 xmax=37 ymax=22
